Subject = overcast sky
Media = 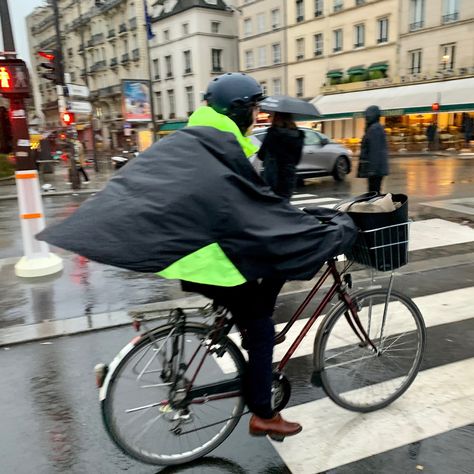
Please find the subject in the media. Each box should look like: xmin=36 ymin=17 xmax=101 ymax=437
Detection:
xmin=3 ymin=0 xmax=45 ymax=63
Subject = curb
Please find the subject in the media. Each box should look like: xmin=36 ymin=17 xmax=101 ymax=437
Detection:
xmin=0 ymin=188 xmax=102 ymax=201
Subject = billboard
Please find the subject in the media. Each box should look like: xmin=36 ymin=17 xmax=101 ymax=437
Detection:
xmin=122 ymin=80 xmax=152 ymax=122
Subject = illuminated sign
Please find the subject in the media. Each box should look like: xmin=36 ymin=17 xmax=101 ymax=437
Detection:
xmin=0 ymin=59 xmax=30 ymax=97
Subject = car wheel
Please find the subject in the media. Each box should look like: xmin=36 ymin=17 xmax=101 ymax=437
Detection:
xmin=333 ymin=156 xmax=350 ymax=181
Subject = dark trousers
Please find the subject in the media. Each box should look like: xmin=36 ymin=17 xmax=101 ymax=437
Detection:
xmin=368 ymin=176 xmax=383 ymax=194
xmin=181 ymin=278 xmax=285 ymax=419
xmin=77 ymin=165 xmax=89 ymax=181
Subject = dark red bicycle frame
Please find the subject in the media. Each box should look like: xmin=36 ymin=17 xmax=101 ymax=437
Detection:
xmin=179 ymin=258 xmax=374 ymax=403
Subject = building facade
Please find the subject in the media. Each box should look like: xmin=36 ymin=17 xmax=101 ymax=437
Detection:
xmin=27 ymin=0 xmax=151 ymax=150
xmin=149 ymin=0 xmax=238 ymax=131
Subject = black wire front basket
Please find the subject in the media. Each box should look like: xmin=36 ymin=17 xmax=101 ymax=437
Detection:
xmin=345 ymin=221 xmax=411 ymax=272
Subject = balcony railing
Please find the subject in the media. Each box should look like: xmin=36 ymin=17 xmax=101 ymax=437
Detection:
xmin=90 ymin=60 xmax=107 ymax=73
xmin=409 ymin=21 xmax=424 ymax=31
xmin=184 ymin=68 xmax=192 ymax=74
xmin=121 ymin=53 xmax=130 ymax=64
xmin=442 ymin=12 xmax=459 ymax=23
xmin=129 ymin=17 xmax=137 ymax=30
xmin=132 ymin=49 xmax=140 ymax=61
xmin=212 ymin=66 xmax=223 ymax=72
xmin=110 ymin=57 xmax=118 ymax=67
xmin=119 ymin=23 xmax=127 ymax=34
xmin=314 ymin=50 xmax=323 ymax=56
xmin=333 ymin=46 xmax=342 ymax=53
xmin=108 ymin=29 xmax=116 ymax=39
xmin=377 ymin=36 xmax=388 ymax=44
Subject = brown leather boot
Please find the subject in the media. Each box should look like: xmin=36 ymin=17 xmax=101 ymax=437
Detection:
xmin=249 ymin=412 xmax=302 ymax=442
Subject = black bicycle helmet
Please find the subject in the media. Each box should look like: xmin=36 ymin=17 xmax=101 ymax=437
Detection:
xmin=204 ymin=72 xmax=265 ymax=133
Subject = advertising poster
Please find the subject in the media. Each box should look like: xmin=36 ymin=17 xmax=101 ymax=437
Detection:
xmin=122 ymin=80 xmax=152 ymax=122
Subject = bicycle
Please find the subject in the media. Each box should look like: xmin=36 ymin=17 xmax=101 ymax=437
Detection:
xmin=95 ymin=221 xmax=426 ymax=466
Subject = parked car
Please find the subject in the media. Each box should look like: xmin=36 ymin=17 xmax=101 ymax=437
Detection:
xmin=250 ymin=127 xmax=352 ymax=182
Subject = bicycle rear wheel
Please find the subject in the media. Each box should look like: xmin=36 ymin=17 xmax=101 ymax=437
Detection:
xmin=314 ymin=289 xmax=426 ymax=412
xmin=101 ymin=323 xmax=246 ymax=466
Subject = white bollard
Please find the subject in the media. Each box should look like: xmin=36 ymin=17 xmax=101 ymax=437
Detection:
xmin=14 ymin=169 xmax=63 ymax=277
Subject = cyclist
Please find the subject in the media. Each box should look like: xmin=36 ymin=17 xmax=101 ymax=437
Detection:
xmin=37 ymin=72 xmax=357 ymax=441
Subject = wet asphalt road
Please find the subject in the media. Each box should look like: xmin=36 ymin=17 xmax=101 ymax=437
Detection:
xmin=1 ymin=156 xmax=474 ymax=473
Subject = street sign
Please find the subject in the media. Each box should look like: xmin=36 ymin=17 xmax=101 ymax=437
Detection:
xmin=65 ymin=83 xmax=90 ymax=98
xmin=0 ymin=58 xmax=30 ymax=97
xmin=67 ymin=100 xmax=92 ymax=114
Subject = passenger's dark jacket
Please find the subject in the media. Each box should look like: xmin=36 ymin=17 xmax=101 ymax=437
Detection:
xmin=37 ymin=119 xmax=357 ymax=287
xmin=357 ymin=105 xmax=389 ymax=178
xmin=257 ymin=126 xmax=304 ymax=199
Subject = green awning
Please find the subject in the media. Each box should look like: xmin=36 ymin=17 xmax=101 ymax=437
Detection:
xmin=159 ymin=121 xmax=188 ymax=132
xmin=347 ymin=66 xmax=366 ymax=75
xmin=368 ymin=62 xmax=389 ymax=72
xmin=326 ymin=69 xmax=343 ymax=78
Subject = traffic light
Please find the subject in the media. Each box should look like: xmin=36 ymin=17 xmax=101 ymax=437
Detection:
xmin=61 ymin=111 xmax=75 ymax=126
xmin=0 ymin=59 xmax=30 ymax=97
xmin=38 ymin=50 xmax=62 ymax=85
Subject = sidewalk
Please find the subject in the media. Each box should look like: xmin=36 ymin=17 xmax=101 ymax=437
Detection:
xmin=0 ymin=159 xmax=114 ymax=200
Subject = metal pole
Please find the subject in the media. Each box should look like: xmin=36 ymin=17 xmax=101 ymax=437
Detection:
xmin=0 ymin=0 xmax=15 ymax=53
xmin=144 ymin=3 xmax=157 ymax=141
xmin=76 ymin=0 xmax=99 ymax=171
xmin=51 ymin=0 xmax=80 ymax=189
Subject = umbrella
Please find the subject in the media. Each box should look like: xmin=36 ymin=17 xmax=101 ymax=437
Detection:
xmin=259 ymin=95 xmax=321 ymax=121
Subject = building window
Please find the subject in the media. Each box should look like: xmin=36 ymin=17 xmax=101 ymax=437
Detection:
xmin=245 ymin=50 xmax=254 ymax=69
xmin=153 ymin=58 xmax=160 ymax=79
xmin=165 ymin=55 xmax=172 ymax=77
xmin=377 ymin=17 xmax=389 ymax=43
xmin=333 ymin=29 xmax=343 ymax=52
xmin=442 ymin=0 xmax=459 ymax=23
xmin=211 ymin=21 xmax=220 ymax=33
xmin=244 ymin=18 xmax=252 ymax=36
xmin=314 ymin=33 xmax=323 ymax=56
xmin=185 ymin=86 xmax=194 ymax=114
xmin=211 ymin=48 xmax=222 ymax=72
xmin=296 ymin=77 xmax=304 ymax=97
xmin=260 ymin=82 xmax=268 ymax=96
xmin=272 ymin=78 xmax=282 ymax=95
xmin=272 ymin=43 xmax=281 ymax=64
xmin=167 ymin=89 xmax=175 ymax=118
xmin=355 ymin=0 xmax=365 ymax=5
xmin=271 ymin=8 xmax=280 ymax=28
xmin=155 ymin=91 xmax=162 ymax=119
xmin=410 ymin=0 xmax=425 ymax=30
xmin=257 ymin=13 xmax=265 ymax=33
xmin=315 ymin=0 xmax=323 ymax=16
xmin=296 ymin=0 xmax=304 ymax=22
xmin=183 ymin=50 xmax=192 ymax=74
xmin=409 ymin=49 xmax=422 ymax=74
xmin=182 ymin=23 xmax=189 ymax=35
xmin=164 ymin=29 xmax=170 ymax=41
xmin=440 ymin=43 xmax=455 ymax=70
xmin=296 ymin=38 xmax=305 ymax=60
xmin=258 ymin=46 xmax=266 ymax=67
xmin=333 ymin=0 xmax=343 ymax=12
xmin=354 ymin=24 xmax=364 ymax=48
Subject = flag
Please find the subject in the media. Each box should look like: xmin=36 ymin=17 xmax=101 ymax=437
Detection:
xmin=144 ymin=0 xmax=155 ymax=40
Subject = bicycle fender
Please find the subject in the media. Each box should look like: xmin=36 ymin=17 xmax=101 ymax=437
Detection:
xmin=99 ymin=336 xmax=141 ymax=401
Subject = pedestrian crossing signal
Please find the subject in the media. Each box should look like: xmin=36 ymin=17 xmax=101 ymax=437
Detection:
xmin=61 ymin=112 xmax=75 ymax=126
xmin=0 ymin=59 xmax=30 ymax=97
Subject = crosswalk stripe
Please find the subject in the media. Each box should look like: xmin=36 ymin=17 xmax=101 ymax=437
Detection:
xmin=272 ymin=357 xmax=474 ymax=473
xmin=221 ymin=286 xmax=474 ymax=373
xmin=290 ymin=197 xmax=340 ymax=205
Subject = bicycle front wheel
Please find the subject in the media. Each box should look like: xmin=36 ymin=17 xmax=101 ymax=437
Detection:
xmin=101 ymin=323 xmax=246 ymax=466
xmin=314 ymin=289 xmax=426 ymax=412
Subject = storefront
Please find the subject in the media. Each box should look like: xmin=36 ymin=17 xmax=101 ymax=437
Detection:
xmin=312 ymin=77 xmax=474 ymax=152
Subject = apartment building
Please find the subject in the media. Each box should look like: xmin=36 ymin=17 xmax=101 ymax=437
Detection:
xmin=238 ymin=0 xmax=287 ymax=97
xmin=149 ymin=0 xmax=238 ymax=132
xmin=27 ymin=0 xmax=151 ymax=150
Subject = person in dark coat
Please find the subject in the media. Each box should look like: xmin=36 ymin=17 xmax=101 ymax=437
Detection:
xmin=426 ymin=122 xmax=438 ymax=151
xmin=357 ymin=105 xmax=389 ymax=193
xmin=257 ymin=112 xmax=304 ymax=200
